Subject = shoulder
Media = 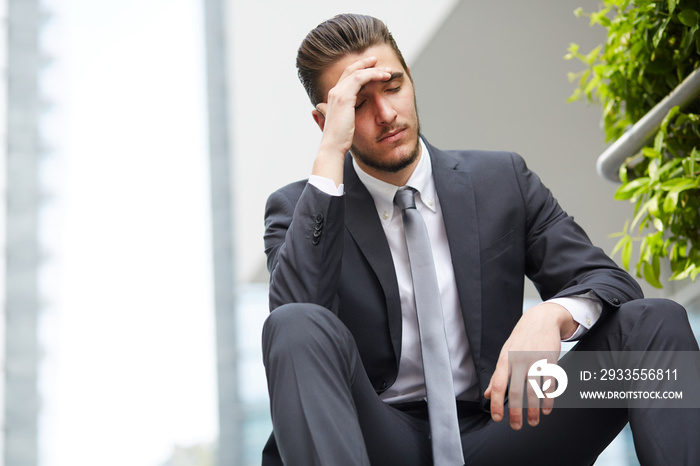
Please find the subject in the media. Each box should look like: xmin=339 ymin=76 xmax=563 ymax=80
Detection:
xmin=425 ymin=139 xmax=528 ymax=177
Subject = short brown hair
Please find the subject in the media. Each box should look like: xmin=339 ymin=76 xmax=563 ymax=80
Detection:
xmin=296 ymin=14 xmax=409 ymax=106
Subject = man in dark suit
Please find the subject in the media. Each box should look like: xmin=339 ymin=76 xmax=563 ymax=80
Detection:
xmin=261 ymin=13 xmax=700 ymax=466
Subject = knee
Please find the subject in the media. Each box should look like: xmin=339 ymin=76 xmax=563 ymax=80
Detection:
xmin=619 ymin=298 xmax=687 ymax=324
xmin=263 ymin=302 xmax=326 ymax=332
xmin=262 ymin=303 xmax=351 ymax=362
xmin=618 ymin=298 xmax=698 ymax=350
xmin=263 ymin=302 xmax=345 ymax=335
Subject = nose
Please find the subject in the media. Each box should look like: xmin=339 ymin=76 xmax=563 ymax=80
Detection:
xmin=375 ymin=97 xmax=397 ymax=125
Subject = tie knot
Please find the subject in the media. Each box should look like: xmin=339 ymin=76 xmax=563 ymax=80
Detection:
xmin=394 ymin=188 xmax=417 ymax=211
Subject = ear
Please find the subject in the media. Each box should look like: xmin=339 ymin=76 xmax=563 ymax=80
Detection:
xmin=312 ymin=108 xmax=325 ymax=131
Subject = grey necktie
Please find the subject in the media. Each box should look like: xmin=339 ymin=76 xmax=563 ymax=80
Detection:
xmin=394 ymin=188 xmax=464 ymax=466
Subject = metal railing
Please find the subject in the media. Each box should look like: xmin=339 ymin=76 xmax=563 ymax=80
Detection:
xmin=596 ymin=67 xmax=700 ymax=182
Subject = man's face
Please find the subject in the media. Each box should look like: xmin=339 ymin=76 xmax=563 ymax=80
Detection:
xmin=319 ymin=44 xmax=421 ymax=175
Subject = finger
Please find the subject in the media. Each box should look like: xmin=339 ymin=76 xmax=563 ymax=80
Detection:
xmin=334 ymin=56 xmax=392 ymax=93
xmin=541 ymin=375 xmax=555 ymax=415
xmin=526 ymin=375 xmax=540 ymax=427
xmin=508 ymin=363 xmax=527 ymax=430
xmin=488 ymin=355 xmax=510 ymax=422
xmin=336 ymin=67 xmax=392 ymax=94
xmin=325 ymin=67 xmax=392 ymax=110
xmin=315 ymin=103 xmax=327 ymax=118
xmin=337 ymin=55 xmax=383 ymax=81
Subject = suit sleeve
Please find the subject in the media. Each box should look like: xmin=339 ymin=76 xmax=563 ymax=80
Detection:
xmin=512 ymin=153 xmax=643 ymax=319
xmin=263 ymin=182 xmax=345 ymax=311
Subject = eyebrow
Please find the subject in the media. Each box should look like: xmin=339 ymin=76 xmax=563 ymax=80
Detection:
xmin=359 ymin=71 xmax=404 ymax=93
xmin=386 ymin=71 xmax=404 ymax=82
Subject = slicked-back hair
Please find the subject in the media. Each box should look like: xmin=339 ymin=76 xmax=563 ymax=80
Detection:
xmin=296 ymin=14 xmax=409 ymax=106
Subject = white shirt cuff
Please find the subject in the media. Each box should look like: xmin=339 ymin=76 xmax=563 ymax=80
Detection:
xmin=308 ymin=175 xmax=344 ymax=196
xmin=547 ymin=292 xmax=602 ymax=341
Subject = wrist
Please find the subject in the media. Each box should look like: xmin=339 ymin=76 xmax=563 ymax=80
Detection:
xmin=551 ymin=303 xmax=577 ymax=340
xmin=312 ymin=147 xmax=346 ymax=187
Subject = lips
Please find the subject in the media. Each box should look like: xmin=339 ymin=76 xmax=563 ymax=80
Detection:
xmin=378 ymin=126 xmax=406 ymax=143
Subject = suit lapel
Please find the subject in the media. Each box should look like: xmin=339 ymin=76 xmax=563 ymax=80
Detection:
xmin=343 ymin=155 xmax=403 ymax=364
xmin=342 ymin=144 xmax=484 ymax=371
xmin=428 ymin=142 xmax=484 ymax=369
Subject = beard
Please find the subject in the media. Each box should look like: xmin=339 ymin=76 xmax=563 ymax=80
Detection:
xmin=350 ymin=118 xmax=422 ymax=174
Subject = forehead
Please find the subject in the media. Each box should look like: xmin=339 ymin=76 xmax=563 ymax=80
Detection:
xmin=318 ymin=43 xmax=407 ymax=102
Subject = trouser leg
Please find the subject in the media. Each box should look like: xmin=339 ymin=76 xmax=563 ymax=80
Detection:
xmin=462 ymin=298 xmax=699 ymax=466
xmin=588 ymin=298 xmax=700 ymax=466
xmin=262 ymin=303 xmax=432 ymax=466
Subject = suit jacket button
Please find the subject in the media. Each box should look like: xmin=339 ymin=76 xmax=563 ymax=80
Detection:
xmin=313 ymin=230 xmax=322 ymax=238
xmin=315 ymin=214 xmax=324 ymax=223
xmin=312 ymin=237 xmax=320 ymax=245
xmin=380 ymin=381 xmax=388 ymax=390
xmin=611 ymin=298 xmax=621 ymax=306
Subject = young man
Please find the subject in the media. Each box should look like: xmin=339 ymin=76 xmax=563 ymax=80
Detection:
xmin=262 ymin=14 xmax=699 ymax=465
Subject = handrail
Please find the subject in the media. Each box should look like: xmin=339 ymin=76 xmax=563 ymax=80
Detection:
xmin=596 ymin=67 xmax=700 ymax=182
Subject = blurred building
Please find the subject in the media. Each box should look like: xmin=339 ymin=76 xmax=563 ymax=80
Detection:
xmin=3 ymin=0 xmax=47 ymax=464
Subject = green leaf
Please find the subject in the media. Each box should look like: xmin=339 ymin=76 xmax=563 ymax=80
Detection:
xmin=642 ymin=261 xmax=663 ymax=288
xmin=653 ymin=255 xmax=661 ymax=280
xmin=653 ymin=16 xmax=671 ymax=48
xmin=648 ymin=158 xmax=660 ymax=181
xmin=668 ymin=0 xmax=677 ymax=14
xmin=642 ymin=147 xmax=662 ymax=159
xmin=670 ymin=242 xmax=679 ymax=262
xmin=671 ymin=264 xmax=693 ymax=281
xmin=618 ymin=163 xmax=629 ymax=184
xmin=663 ymin=190 xmax=679 ymax=212
xmin=564 ymin=43 xmax=581 ymax=61
xmin=680 ymin=24 xmax=699 ymax=57
xmin=621 ymin=236 xmax=633 ymax=270
xmin=614 ymin=177 xmax=651 ymax=200
xmin=584 ymin=45 xmax=602 ymax=65
xmin=691 ymin=266 xmax=700 ymax=281
xmin=612 ymin=232 xmax=630 ymax=256
xmin=678 ymin=10 xmax=700 ymax=28
xmin=648 ymin=194 xmax=660 ymax=217
xmin=656 ymin=159 xmax=682 ymax=179
xmin=660 ymin=178 xmax=698 ymax=191
xmin=653 ymin=217 xmax=664 ymax=232
xmin=566 ymin=89 xmax=582 ymax=103
xmin=660 ymin=106 xmax=680 ymax=132
xmin=683 ymin=149 xmax=698 ymax=176
xmin=631 ymin=198 xmax=652 ymax=229
xmin=653 ymin=131 xmax=665 ymax=153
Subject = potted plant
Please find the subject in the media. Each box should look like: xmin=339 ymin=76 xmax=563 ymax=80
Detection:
xmin=567 ymin=0 xmax=700 ymax=287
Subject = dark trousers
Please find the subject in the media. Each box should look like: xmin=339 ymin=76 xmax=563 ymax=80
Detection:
xmin=261 ymin=299 xmax=700 ymax=466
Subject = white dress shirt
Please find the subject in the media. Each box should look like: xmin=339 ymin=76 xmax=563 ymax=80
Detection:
xmin=308 ymin=139 xmax=601 ymax=403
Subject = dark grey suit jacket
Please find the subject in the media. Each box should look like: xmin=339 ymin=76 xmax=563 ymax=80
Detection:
xmin=263 ymin=137 xmax=642 ymax=405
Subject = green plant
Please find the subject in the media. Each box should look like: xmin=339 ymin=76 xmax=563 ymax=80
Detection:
xmin=566 ymin=0 xmax=700 ymax=287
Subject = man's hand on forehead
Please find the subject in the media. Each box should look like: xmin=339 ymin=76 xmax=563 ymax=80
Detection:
xmin=315 ymin=56 xmax=393 ymax=117
xmin=310 ymin=55 xmax=397 ymax=186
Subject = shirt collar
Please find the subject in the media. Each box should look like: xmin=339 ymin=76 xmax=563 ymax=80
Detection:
xmin=352 ymin=138 xmax=438 ymax=224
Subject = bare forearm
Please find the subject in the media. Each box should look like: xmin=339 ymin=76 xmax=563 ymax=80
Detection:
xmin=311 ymin=145 xmax=346 ymax=188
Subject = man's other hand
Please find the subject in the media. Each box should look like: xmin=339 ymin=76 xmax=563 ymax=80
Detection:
xmin=484 ymin=302 xmax=577 ymax=430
